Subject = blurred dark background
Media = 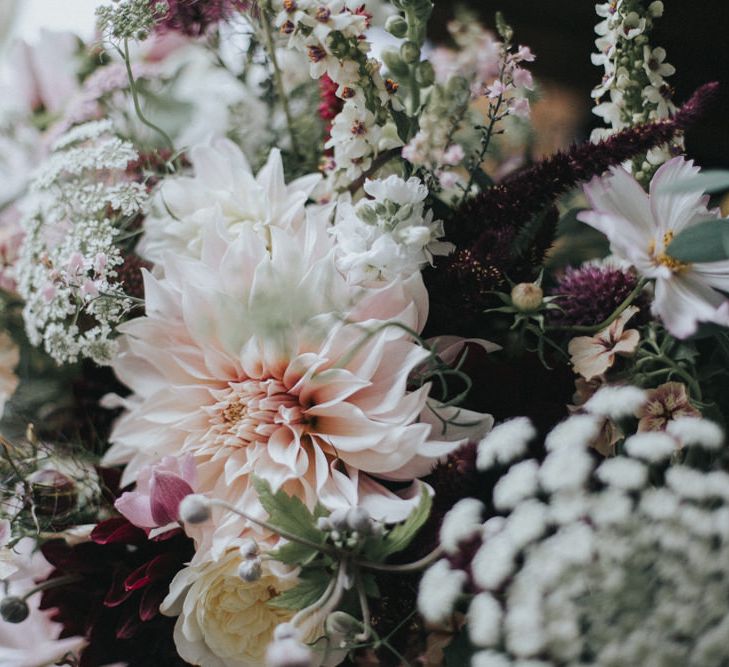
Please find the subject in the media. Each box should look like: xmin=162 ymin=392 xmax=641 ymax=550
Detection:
xmin=429 ymin=0 xmax=729 ymax=168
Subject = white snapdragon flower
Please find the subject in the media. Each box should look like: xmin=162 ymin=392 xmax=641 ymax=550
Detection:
xmin=578 ymin=157 xmax=729 ymax=338
xmin=331 ymin=175 xmax=453 ymax=284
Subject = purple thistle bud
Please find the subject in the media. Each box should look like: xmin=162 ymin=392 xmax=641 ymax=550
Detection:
xmin=549 ymin=262 xmax=646 ymax=328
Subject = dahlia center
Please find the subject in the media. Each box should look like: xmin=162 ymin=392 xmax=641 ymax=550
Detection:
xmin=208 ymin=378 xmax=307 ymax=448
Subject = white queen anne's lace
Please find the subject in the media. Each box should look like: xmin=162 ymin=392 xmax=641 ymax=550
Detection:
xmin=16 ymin=120 xmax=146 ymax=364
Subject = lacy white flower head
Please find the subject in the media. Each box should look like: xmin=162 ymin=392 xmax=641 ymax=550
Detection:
xmin=104 ymin=216 xmax=479 ymax=559
xmin=420 ymin=408 xmax=729 ymax=666
xmin=16 ymin=120 xmax=146 ymax=364
xmin=332 ymin=175 xmax=454 ymax=284
xmin=139 ymin=138 xmax=321 ymax=263
xmin=578 ymin=157 xmax=729 ymax=338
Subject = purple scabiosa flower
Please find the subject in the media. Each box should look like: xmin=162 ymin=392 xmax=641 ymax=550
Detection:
xmin=549 ymin=260 xmax=645 ymax=327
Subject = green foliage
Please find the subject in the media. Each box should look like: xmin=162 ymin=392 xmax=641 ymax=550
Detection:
xmin=363 ymin=485 xmax=432 ymax=561
xmin=666 ymin=218 xmax=729 ymax=263
xmin=268 ymin=569 xmax=331 ymax=610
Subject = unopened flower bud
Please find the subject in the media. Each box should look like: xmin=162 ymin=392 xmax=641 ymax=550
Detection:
xmin=239 ymin=538 xmax=259 ymax=559
xmin=325 ymin=611 xmax=361 ymax=637
xmin=325 ymin=30 xmax=349 ymax=58
xmin=238 ymin=557 xmax=263 ymax=582
xmin=648 ymin=1 xmax=664 ymax=17
xmin=346 ymin=507 xmax=372 ymax=534
xmin=273 ymin=623 xmax=298 ymax=641
xmin=28 ymin=469 xmax=77 ymax=523
xmin=328 ymin=508 xmax=349 ymax=531
xmin=178 ymin=494 xmax=211 ymax=524
xmin=400 ymin=40 xmax=421 ymax=64
xmin=384 ymin=15 xmax=408 ymax=38
xmin=265 ymin=637 xmax=312 ymax=667
xmin=381 ymin=47 xmax=409 ymax=77
xmin=415 ymin=61 xmax=435 ymax=87
xmin=511 ymin=283 xmax=543 ymax=312
xmin=0 ymin=596 xmax=29 ymax=623
xmin=316 ymin=516 xmax=332 ymax=532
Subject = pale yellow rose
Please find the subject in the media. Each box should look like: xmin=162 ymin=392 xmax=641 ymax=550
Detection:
xmin=161 ymin=546 xmax=297 ymax=667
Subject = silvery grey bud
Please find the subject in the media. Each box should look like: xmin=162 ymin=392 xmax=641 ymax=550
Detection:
xmin=384 ymin=15 xmax=408 ymax=38
xmin=238 ymin=557 xmax=263 ymax=582
xmin=346 ymin=507 xmax=372 ymax=534
xmin=0 ymin=596 xmax=29 ymax=623
xmin=239 ymin=538 xmax=259 ymax=559
xmin=400 ymin=41 xmax=421 ymax=64
xmin=265 ymin=637 xmax=312 ymax=667
xmin=178 ymin=494 xmax=211 ymax=524
xmin=328 ymin=508 xmax=349 ymax=531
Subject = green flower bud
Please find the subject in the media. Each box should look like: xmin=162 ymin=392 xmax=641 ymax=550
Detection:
xmin=400 ymin=40 xmax=421 ymax=65
xmin=381 ymin=47 xmax=410 ymax=77
xmin=511 ymin=283 xmax=544 ymax=312
xmin=325 ymin=30 xmax=350 ymax=58
xmin=384 ymin=15 xmax=408 ymax=38
xmin=415 ymin=60 xmax=435 ymax=87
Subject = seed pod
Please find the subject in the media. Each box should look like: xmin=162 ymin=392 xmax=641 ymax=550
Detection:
xmin=28 ymin=469 xmax=77 ymax=525
xmin=0 ymin=596 xmax=29 ymax=623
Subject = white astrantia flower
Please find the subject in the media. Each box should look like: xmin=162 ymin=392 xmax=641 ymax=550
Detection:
xmin=427 ymin=406 xmax=729 ymax=666
xmin=578 ymin=158 xmax=729 ymax=338
xmin=477 ymin=417 xmax=536 ymax=470
xmin=332 ymin=175 xmax=454 ymax=284
xmin=105 ymin=216 xmax=490 ymax=559
xmin=440 ymin=498 xmax=484 ymax=555
xmin=139 ymin=139 xmax=322 ymax=263
xmin=15 ymin=121 xmax=145 ymax=364
xmin=417 ymin=559 xmax=467 ymax=625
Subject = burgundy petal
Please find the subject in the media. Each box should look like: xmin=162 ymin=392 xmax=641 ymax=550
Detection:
xmin=150 ymin=470 xmax=194 ymax=526
xmin=92 ymin=517 xmax=146 ymax=545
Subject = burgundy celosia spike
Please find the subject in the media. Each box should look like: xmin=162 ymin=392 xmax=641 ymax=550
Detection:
xmin=154 ymin=0 xmax=249 ymax=36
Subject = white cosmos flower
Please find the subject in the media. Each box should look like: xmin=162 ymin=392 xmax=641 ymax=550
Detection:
xmin=105 ymin=217 xmax=485 ymax=558
xmin=578 ymin=157 xmax=729 ymax=338
xmin=139 ymin=139 xmax=321 ymax=263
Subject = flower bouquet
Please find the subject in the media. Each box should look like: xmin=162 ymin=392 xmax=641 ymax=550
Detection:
xmin=1 ymin=0 xmax=728 ymax=665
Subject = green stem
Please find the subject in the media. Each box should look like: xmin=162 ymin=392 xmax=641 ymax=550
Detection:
xmin=260 ymin=3 xmax=301 ymax=158
xmin=121 ymin=39 xmax=175 ymax=151
xmin=21 ymin=574 xmax=82 ymax=601
xmin=356 ymin=545 xmax=443 ymax=573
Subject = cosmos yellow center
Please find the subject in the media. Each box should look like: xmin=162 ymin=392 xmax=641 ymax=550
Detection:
xmin=649 ymin=231 xmax=690 ymax=273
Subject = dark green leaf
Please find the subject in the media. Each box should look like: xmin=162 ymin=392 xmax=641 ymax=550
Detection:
xmin=557 ymin=207 xmax=588 ymax=235
xmin=269 ymin=540 xmax=322 ymax=567
xmin=666 ymin=218 xmax=729 ymax=263
xmin=363 ymin=485 xmax=432 ymax=561
xmin=392 ymin=109 xmax=416 ymax=144
xmin=268 ymin=570 xmax=330 ymax=610
xmin=443 ymin=628 xmax=476 ymax=666
xmin=656 ymin=170 xmax=729 ymax=194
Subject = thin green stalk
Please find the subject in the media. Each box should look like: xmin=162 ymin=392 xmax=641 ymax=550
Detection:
xmin=260 ymin=3 xmax=301 ymax=158
xmin=120 ymin=39 xmax=174 ymax=151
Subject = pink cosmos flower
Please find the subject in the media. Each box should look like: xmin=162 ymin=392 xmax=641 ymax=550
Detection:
xmin=578 ymin=157 xmax=729 ymax=338
xmin=104 ymin=217 xmax=489 ymax=556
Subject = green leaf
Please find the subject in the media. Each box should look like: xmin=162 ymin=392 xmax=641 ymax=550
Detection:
xmin=666 ymin=218 xmax=729 ymax=263
xmin=392 ymin=109 xmax=416 ymax=144
xmin=656 ymin=170 xmax=729 ymax=194
xmin=268 ymin=569 xmax=330 ymax=610
xmin=443 ymin=628 xmax=476 ymax=666
xmin=251 ymin=476 xmax=324 ymax=545
xmin=557 ymin=207 xmax=588 ymax=234
xmin=363 ymin=484 xmax=432 ymax=561
xmin=269 ymin=540 xmax=322 ymax=567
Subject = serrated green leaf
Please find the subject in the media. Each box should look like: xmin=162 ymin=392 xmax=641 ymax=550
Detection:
xmin=269 ymin=540 xmax=322 ymax=567
xmin=268 ymin=570 xmax=330 ymax=610
xmin=252 ymin=476 xmax=323 ymax=545
xmin=666 ymin=218 xmax=729 ymax=263
xmin=363 ymin=485 xmax=432 ymax=561
xmin=656 ymin=170 xmax=729 ymax=194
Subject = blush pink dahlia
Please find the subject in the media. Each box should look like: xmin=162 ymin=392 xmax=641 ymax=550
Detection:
xmin=104 ymin=218 xmax=486 ymax=555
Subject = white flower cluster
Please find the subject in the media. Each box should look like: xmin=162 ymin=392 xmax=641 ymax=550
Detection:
xmin=16 ymin=120 xmax=146 ymax=364
xmin=419 ymin=401 xmax=729 ymax=666
xmin=274 ymin=0 xmax=402 ymax=182
xmin=591 ymin=1 xmax=676 ymax=168
xmin=332 ymin=175 xmax=453 ymax=284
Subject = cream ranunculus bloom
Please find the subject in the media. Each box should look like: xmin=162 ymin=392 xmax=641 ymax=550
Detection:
xmin=161 ymin=547 xmax=297 ymax=667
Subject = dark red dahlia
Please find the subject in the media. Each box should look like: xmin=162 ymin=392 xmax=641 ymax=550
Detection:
xmin=548 ymin=262 xmax=645 ymax=327
xmin=154 ymin=0 xmax=249 ymax=36
xmin=39 ymin=518 xmax=194 ymax=667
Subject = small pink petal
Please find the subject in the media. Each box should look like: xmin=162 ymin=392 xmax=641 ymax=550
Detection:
xmin=150 ymin=470 xmax=194 ymax=526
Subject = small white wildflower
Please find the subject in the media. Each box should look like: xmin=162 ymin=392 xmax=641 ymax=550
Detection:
xmin=544 ymin=414 xmax=600 ymax=451
xmin=590 ymin=488 xmax=633 ymax=526
xmin=624 ymin=431 xmax=676 ymax=462
xmin=666 ymin=417 xmax=724 ymax=450
xmin=493 ymin=460 xmax=540 ymax=510
xmin=596 ymin=458 xmax=647 ymax=490
xmin=639 ymin=488 xmax=679 ymax=521
xmin=583 ymin=385 xmax=647 ymax=420
xmin=468 ymin=592 xmax=503 ymax=648
xmin=539 ymin=447 xmax=593 ymax=494
xmin=477 ymin=417 xmax=536 ymax=470
xmin=472 ymin=532 xmax=516 ymax=591
xmin=440 ymin=498 xmax=484 ymax=555
xmin=665 ymin=466 xmax=710 ymax=501
xmin=417 ymin=560 xmax=466 ymax=624
xmin=504 ymin=500 xmax=548 ymax=551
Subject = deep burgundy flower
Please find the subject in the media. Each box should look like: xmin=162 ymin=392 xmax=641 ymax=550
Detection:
xmin=153 ymin=0 xmax=249 ymax=36
xmin=319 ymin=74 xmax=344 ymax=151
xmin=39 ymin=518 xmax=194 ymax=667
xmin=549 ymin=262 xmax=645 ymax=327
